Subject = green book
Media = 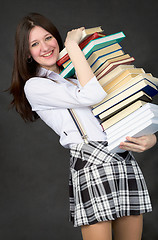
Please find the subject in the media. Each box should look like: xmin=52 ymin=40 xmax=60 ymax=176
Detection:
xmin=60 ymin=31 xmax=126 ymax=78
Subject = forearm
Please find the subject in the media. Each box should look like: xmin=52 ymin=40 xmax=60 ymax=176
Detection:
xmin=64 ymin=28 xmax=95 ymax=87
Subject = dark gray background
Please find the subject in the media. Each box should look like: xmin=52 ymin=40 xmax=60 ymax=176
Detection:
xmin=0 ymin=0 xmax=158 ymax=239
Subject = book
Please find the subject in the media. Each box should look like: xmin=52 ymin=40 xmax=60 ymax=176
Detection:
xmin=107 ymin=105 xmax=158 ymax=153
xmin=94 ymin=54 xmax=132 ymax=76
xmin=57 ymin=26 xmax=104 ymax=61
xmin=106 ymin=102 xmax=158 ymax=137
xmin=108 ymin=118 xmax=158 ymax=153
xmin=103 ymin=68 xmax=146 ymax=94
xmin=81 ymin=26 xmax=103 ymax=37
xmin=60 ymin=31 xmax=126 ymax=78
xmin=98 ymin=64 xmax=135 ymax=86
xmin=98 ymin=91 xmax=152 ymax=121
xmin=63 ymin=41 xmax=121 ymax=69
xmin=57 ymin=32 xmax=105 ymax=66
xmin=90 ymin=50 xmax=124 ymax=72
xmin=86 ymin=43 xmax=122 ymax=66
xmin=92 ymin=77 xmax=158 ymax=117
xmin=107 ymin=108 xmax=158 ymax=143
xmin=92 ymin=73 xmax=158 ymax=109
xmin=101 ymin=100 xmax=147 ymax=130
xmin=62 ymin=59 xmax=71 ymax=68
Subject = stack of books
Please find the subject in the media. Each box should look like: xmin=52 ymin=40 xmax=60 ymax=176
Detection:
xmin=106 ymin=103 xmax=158 ymax=152
xmin=58 ymin=27 xmax=158 ymax=152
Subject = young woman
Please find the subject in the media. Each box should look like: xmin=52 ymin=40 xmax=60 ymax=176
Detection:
xmin=9 ymin=12 xmax=157 ymax=240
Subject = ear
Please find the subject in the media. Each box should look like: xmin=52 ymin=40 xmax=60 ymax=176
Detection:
xmin=27 ymin=56 xmax=33 ymax=63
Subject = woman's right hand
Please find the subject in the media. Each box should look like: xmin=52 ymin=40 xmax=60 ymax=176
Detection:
xmin=64 ymin=27 xmax=85 ymax=46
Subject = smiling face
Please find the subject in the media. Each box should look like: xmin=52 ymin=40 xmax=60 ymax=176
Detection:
xmin=29 ymin=26 xmax=60 ymax=72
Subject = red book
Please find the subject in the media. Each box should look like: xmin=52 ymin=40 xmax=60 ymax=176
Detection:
xmin=57 ymin=32 xmax=105 ymax=66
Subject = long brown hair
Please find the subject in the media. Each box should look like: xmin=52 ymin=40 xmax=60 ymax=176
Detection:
xmin=9 ymin=12 xmax=63 ymax=122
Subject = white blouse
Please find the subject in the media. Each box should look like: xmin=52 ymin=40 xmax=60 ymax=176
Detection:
xmin=24 ymin=68 xmax=108 ymax=148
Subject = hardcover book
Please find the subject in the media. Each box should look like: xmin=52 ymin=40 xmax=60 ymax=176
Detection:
xmin=60 ymin=31 xmax=126 ymax=78
xmin=92 ymin=77 xmax=158 ymax=116
xmin=106 ymin=103 xmax=158 ymax=152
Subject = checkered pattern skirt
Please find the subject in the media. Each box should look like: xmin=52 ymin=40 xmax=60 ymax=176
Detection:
xmin=69 ymin=141 xmax=152 ymax=227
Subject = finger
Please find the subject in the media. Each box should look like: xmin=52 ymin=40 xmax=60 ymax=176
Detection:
xmin=125 ymin=136 xmax=146 ymax=144
xmin=119 ymin=141 xmax=144 ymax=152
xmin=79 ymin=26 xmax=85 ymax=31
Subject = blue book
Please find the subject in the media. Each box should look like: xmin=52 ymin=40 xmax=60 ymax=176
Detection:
xmin=60 ymin=31 xmax=126 ymax=78
xmin=92 ymin=76 xmax=158 ymax=117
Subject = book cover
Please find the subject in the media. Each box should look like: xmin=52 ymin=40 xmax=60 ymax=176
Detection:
xmin=95 ymin=54 xmax=132 ymax=76
xmin=57 ymin=32 xmax=105 ymax=66
xmin=101 ymin=100 xmax=147 ymax=130
xmin=107 ymin=115 xmax=158 ymax=153
xmin=60 ymin=31 xmax=126 ymax=78
xmin=92 ymin=78 xmax=158 ymax=116
xmin=63 ymin=44 xmax=123 ymax=69
xmin=103 ymin=69 xmax=146 ymax=94
xmin=90 ymin=50 xmax=124 ymax=72
xmin=107 ymin=108 xmax=158 ymax=143
xmin=58 ymin=26 xmax=104 ymax=60
xmin=97 ymin=64 xmax=135 ymax=84
xmin=98 ymin=91 xmax=152 ymax=120
xmin=105 ymin=102 xmax=158 ymax=136
xmin=86 ymin=43 xmax=122 ymax=66
xmin=93 ymin=74 xmax=158 ymax=109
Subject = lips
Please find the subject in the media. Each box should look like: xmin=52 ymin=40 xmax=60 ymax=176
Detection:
xmin=42 ymin=50 xmax=53 ymax=57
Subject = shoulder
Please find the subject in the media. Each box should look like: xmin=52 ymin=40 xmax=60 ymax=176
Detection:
xmin=25 ymin=77 xmax=54 ymax=88
xmin=24 ymin=77 xmax=56 ymax=95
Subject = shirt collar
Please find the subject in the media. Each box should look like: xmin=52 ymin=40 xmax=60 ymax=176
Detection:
xmin=37 ymin=67 xmax=80 ymax=87
xmin=37 ymin=67 xmax=66 ymax=83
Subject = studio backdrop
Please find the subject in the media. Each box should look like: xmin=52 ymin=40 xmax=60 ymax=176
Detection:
xmin=0 ymin=0 xmax=158 ymax=239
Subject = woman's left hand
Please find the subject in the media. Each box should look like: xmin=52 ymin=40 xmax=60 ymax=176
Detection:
xmin=119 ymin=134 xmax=157 ymax=152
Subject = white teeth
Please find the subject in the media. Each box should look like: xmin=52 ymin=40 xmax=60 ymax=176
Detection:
xmin=43 ymin=51 xmax=52 ymax=57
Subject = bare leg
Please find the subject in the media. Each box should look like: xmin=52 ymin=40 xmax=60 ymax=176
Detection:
xmin=81 ymin=220 xmax=112 ymax=240
xmin=112 ymin=215 xmax=143 ymax=240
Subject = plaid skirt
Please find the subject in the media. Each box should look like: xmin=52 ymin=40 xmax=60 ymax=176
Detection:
xmin=69 ymin=141 xmax=152 ymax=227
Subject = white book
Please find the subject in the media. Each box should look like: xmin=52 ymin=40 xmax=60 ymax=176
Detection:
xmin=107 ymin=109 xmax=158 ymax=143
xmin=107 ymin=118 xmax=158 ymax=153
xmin=105 ymin=103 xmax=158 ymax=136
xmin=101 ymin=100 xmax=147 ymax=130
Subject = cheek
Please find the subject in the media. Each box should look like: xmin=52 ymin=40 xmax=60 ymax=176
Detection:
xmin=30 ymin=48 xmax=40 ymax=59
xmin=52 ymin=38 xmax=60 ymax=51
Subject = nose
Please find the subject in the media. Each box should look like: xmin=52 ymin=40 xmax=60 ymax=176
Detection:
xmin=40 ymin=41 xmax=49 ymax=52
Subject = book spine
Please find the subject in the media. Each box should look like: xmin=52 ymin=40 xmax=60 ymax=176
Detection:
xmin=60 ymin=32 xmax=126 ymax=78
xmin=97 ymin=57 xmax=135 ymax=79
xmin=92 ymin=80 xmax=158 ymax=116
xmin=57 ymin=33 xmax=105 ymax=66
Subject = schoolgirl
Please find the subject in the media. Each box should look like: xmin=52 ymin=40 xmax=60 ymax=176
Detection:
xmin=9 ymin=12 xmax=157 ymax=240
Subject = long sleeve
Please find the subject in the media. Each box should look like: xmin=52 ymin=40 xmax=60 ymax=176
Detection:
xmin=24 ymin=75 xmax=107 ymax=111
